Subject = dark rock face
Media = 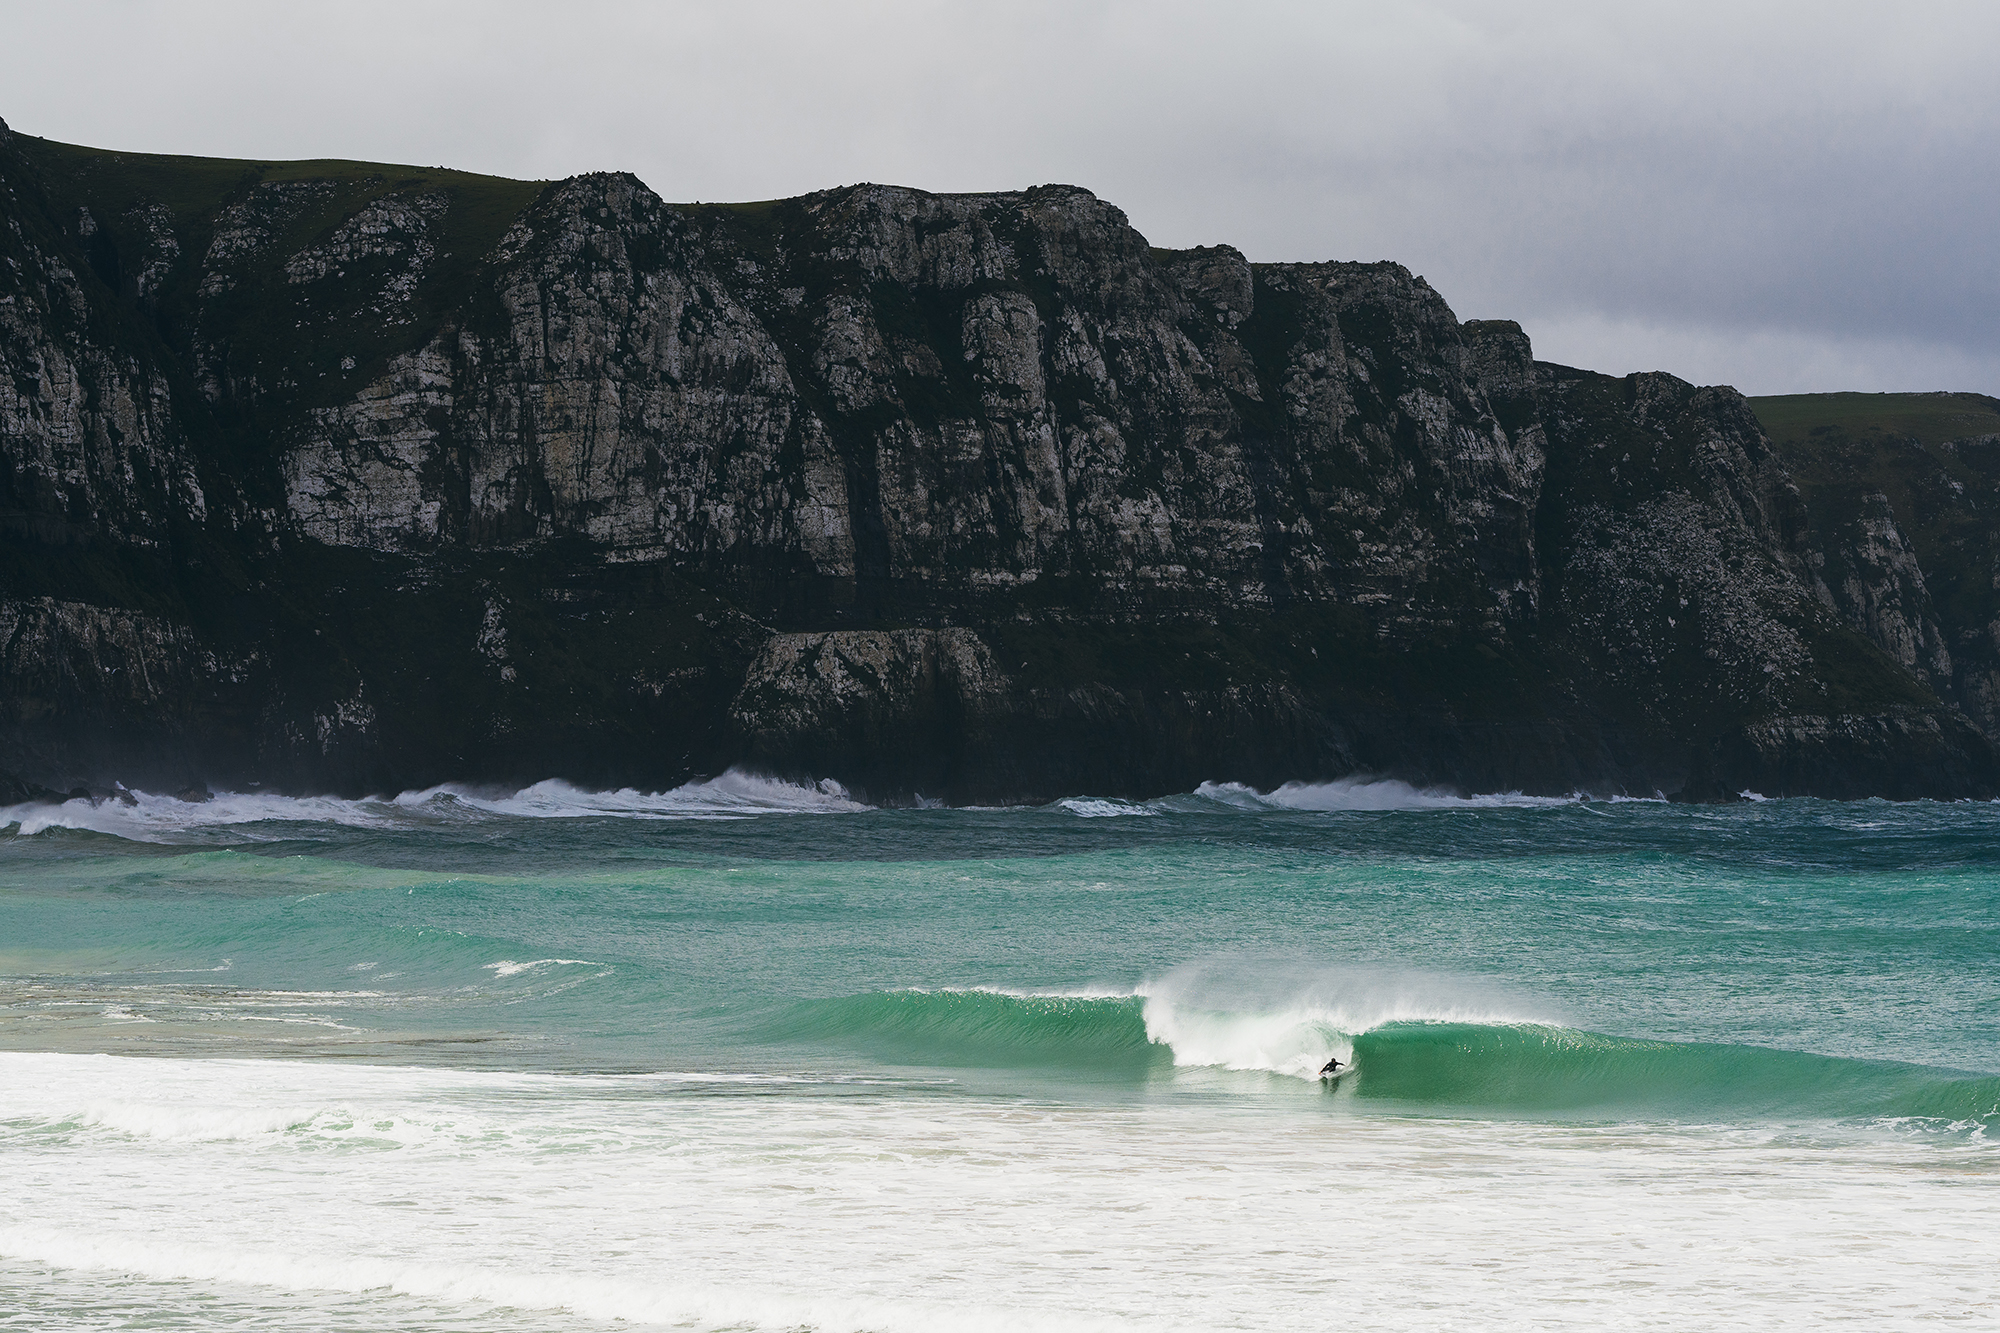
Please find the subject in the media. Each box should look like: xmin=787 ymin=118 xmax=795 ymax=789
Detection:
xmin=1766 ymin=400 xmax=2000 ymax=767
xmin=1 ymin=119 xmax=1993 ymax=801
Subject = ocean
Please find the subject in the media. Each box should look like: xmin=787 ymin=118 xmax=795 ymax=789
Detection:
xmin=1 ymin=775 xmax=1995 ymax=1330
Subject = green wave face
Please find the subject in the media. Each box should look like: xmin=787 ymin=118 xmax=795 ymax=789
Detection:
xmin=754 ymin=991 xmax=1999 ymax=1127
xmin=758 ymin=990 xmax=1165 ymax=1070
xmin=1347 ymin=1023 xmax=2000 ymax=1125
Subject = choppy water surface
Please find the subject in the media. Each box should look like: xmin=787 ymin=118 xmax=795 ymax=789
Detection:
xmin=2 ymin=775 xmax=1995 ymax=1330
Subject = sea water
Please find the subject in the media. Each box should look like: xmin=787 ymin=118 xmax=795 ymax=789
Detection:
xmin=0 ymin=775 xmax=1995 ymax=1330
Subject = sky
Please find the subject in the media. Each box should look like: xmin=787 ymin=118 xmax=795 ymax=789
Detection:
xmin=4 ymin=0 xmax=1995 ymax=396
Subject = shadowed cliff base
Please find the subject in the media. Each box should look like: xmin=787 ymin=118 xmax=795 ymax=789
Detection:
xmin=1 ymin=119 xmax=1995 ymax=802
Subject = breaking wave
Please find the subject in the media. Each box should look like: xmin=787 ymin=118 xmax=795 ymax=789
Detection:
xmin=760 ymin=985 xmax=1998 ymax=1126
xmin=1 ymin=769 xmax=1658 ymax=842
xmin=0 ymin=771 xmax=868 ymax=842
xmin=1184 ymin=780 xmax=1576 ymax=808
xmin=1199 ymin=778 xmax=1579 ymax=811
xmin=1049 ymin=778 xmax=1616 ymax=816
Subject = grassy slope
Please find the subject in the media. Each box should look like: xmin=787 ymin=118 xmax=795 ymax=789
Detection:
xmin=18 ymin=136 xmax=547 ymax=261
xmin=1750 ymin=391 xmax=2000 ymax=449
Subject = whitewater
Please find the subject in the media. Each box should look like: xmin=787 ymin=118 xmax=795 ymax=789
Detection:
xmin=2 ymin=777 xmax=1996 ymax=1330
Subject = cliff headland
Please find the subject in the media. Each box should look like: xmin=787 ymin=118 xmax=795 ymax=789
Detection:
xmin=4 ymin=117 xmax=1998 ymax=802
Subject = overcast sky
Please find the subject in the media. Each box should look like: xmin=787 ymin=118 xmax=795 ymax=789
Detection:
xmin=5 ymin=0 xmax=1994 ymax=395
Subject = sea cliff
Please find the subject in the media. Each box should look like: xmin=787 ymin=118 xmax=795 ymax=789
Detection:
xmin=3 ymin=117 xmax=1996 ymax=801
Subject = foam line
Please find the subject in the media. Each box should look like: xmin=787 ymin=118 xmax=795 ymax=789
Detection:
xmin=1191 ymin=778 xmax=1577 ymax=811
xmin=482 ymin=959 xmax=605 ymax=979
xmin=0 ymin=1227 xmax=1148 ymax=1333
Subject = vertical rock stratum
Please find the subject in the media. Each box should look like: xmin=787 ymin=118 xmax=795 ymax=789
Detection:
xmin=2 ymin=118 xmax=1993 ymax=801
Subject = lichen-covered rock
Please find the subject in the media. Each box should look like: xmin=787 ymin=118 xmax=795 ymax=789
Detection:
xmin=1772 ymin=419 xmax=2000 ymax=756
xmin=1821 ymin=492 xmax=1953 ymax=683
xmin=0 ymin=158 xmax=204 ymax=546
xmin=730 ymin=629 xmax=1008 ymax=795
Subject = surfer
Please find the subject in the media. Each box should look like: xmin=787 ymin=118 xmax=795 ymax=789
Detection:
xmin=1318 ymin=1056 xmax=1344 ymax=1077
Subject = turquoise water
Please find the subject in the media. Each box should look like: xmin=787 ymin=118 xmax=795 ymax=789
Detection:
xmin=1 ymin=777 xmax=1996 ymax=1329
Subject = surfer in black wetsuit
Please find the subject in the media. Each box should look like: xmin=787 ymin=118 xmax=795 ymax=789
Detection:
xmin=1319 ymin=1056 xmax=1344 ymax=1077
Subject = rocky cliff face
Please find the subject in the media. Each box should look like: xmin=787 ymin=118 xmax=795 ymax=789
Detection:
xmin=1 ymin=118 xmax=1993 ymax=802
xmin=1762 ymin=396 xmax=2000 ymax=765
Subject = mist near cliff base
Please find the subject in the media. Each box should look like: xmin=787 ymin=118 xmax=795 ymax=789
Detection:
xmin=4 ymin=0 xmax=1996 ymax=396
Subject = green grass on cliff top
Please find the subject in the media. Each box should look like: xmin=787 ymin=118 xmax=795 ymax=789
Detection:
xmin=14 ymin=136 xmax=551 ymax=413
xmin=1750 ymin=391 xmax=2000 ymax=447
xmin=17 ymin=135 xmax=546 ymax=229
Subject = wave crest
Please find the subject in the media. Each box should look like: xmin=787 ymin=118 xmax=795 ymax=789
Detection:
xmin=758 ymin=982 xmax=1999 ymax=1127
xmin=0 ymin=771 xmax=868 ymax=842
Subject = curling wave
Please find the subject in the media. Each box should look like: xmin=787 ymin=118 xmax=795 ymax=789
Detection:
xmin=760 ymin=988 xmax=1999 ymax=1126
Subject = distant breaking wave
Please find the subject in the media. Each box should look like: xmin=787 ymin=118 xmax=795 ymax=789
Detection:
xmin=1038 ymin=777 xmax=1625 ymax=818
xmin=0 ymin=771 xmax=868 ymax=841
xmin=757 ymin=986 xmax=1999 ymax=1128
xmin=1 ymin=770 xmax=1660 ymax=842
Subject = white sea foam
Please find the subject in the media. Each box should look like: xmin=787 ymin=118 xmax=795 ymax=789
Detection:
xmin=1137 ymin=962 xmax=1550 ymax=1078
xmin=2 ymin=772 xmax=1648 ymax=841
xmin=0 ymin=770 xmax=870 ymax=842
xmin=482 ymin=958 xmax=604 ymax=979
xmin=71 ymin=1100 xmax=321 ymax=1142
xmin=2 ymin=1049 xmax=1991 ymax=1332
xmin=1056 ymin=797 xmax=1160 ymax=818
xmin=0 ymin=1227 xmax=1134 ymax=1333
xmin=2 ymin=789 xmax=406 ymax=838
xmin=1049 ymin=778 xmax=1601 ymax=818
xmin=406 ymin=773 xmax=868 ymax=819
xmin=1194 ymin=777 xmax=1576 ymax=811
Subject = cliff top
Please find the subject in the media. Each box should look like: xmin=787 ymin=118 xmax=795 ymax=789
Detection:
xmin=1751 ymin=391 xmax=2000 ymax=449
xmin=15 ymin=133 xmax=546 ymax=229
